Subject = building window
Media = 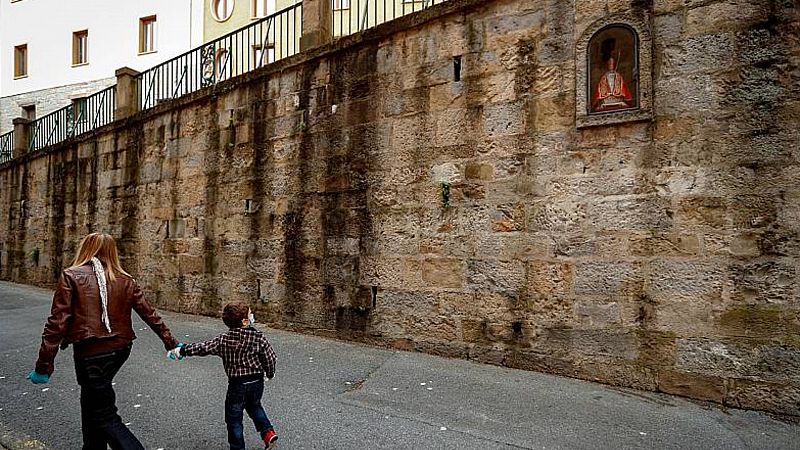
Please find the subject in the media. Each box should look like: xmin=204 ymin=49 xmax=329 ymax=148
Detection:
xmin=14 ymin=44 xmax=27 ymax=78
xmin=252 ymin=0 xmax=268 ymax=18
xmin=212 ymin=0 xmax=234 ymax=21
xmin=333 ymin=0 xmax=350 ymax=10
xmin=252 ymin=44 xmax=275 ymax=67
xmin=21 ymin=104 xmax=36 ymax=120
xmin=215 ymin=48 xmax=230 ymax=79
xmin=72 ymin=98 xmax=87 ymax=122
xmin=72 ymin=30 xmax=89 ymax=66
xmin=139 ymin=16 xmax=157 ymax=54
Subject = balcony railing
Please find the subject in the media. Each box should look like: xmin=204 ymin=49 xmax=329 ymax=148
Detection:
xmin=138 ymin=2 xmax=303 ymax=111
xmin=2 ymin=0 xmax=450 ymax=161
xmin=332 ymin=0 xmax=448 ymax=37
xmin=28 ymin=85 xmax=116 ymax=153
xmin=0 ymin=131 xmax=13 ymax=164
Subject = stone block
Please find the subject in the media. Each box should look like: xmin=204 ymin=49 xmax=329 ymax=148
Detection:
xmin=588 ymin=196 xmax=673 ymax=232
xmin=571 ymin=330 xmax=640 ymax=361
xmin=684 ymin=0 xmax=770 ymax=36
xmin=421 ymin=257 xmax=465 ymax=289
xmin=464 ymin=163 xmax=494 ymax=181
xmin=483 ymin=103 xmax=524 ymax=138
xmin=466 ymin=259 xmax=526 ymax=296
xmin=726 ymin=379 xmax=800 ymax=416
xmin=529 ymin=94 xmax=573 ymax=131
xmin=528 ymin=199 xmax=586 ymax=233
xmin=654 ymin=74 xmax=717 ymax=115
xmin=728 ymin=262 xmax=796 ymax=305
xmin=647 ymin=260 xmax=725 ymax=301
xmin=574 ymin=300 xmax=621 ymax=329
xmin=629 ymin=232 xmax=700 ymax=257
xmin=434 ymin=108 xmax=470 ymax=147
xmin=574 ymin=261 xmax=643 ymax=296
xmin=659 ymin=33 xmax=736 ymax=78
xmin=657 ymin=369 xmax=727 ymax=403
xmin=527 ymin=261 xmax=573 ymax=297
xmin=574 ymin=360 xmax=657 ymax=391
xmin=474 ymin=233 xmax=551 ymax=260
xmin=490 ymin=203 xmax=525 ymax=232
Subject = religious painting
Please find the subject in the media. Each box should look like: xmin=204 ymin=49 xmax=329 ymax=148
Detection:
xmin=588 ymin=25 xmax=639 ymax=114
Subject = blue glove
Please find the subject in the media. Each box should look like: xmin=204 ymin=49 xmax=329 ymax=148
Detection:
xmin=26 ymin=371 xmax=50 ymax=384
xmin=167 ymin=343 xmax=185 ymax=361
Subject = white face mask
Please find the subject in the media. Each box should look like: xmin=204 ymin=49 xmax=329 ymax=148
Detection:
xmin=248 ymin=312 xmax=255 ymax=327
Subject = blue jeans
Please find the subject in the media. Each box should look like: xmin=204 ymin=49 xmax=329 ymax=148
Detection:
xmin=225 ymin=376 xmax=273 ymax=450
xmin=74 ymin=345 xmax=144 ymax=450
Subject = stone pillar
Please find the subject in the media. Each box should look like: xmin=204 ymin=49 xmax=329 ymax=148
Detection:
xmin=12 ymin=118 xmax=30 ymax=158
xmin=300 ymin=0 xmax=333 ymax=51
xmin=115 ymin=67 xmax=141 ymax=120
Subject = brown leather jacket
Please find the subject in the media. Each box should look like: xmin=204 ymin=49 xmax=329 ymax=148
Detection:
xmin=36 ymin=263 xmax=178 ymax=375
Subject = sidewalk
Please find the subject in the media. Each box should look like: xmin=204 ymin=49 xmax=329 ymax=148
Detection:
xmin=1 ymin=280 xmax=798 ymax=449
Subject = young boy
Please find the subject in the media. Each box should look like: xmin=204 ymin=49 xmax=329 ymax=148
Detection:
xmin=171 ymin=302 xmax=278 ymax=449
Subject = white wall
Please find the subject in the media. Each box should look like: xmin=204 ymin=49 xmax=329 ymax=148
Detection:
xmin=0 ymin=0 xmax=203 ymax=98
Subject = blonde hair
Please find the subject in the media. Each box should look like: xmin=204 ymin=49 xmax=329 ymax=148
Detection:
xmin=71 ymin=233 xmax=131 ymax=283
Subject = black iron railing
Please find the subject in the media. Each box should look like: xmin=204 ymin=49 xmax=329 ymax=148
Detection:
xmin=28 ymin=84 xmax=117 ymax=152
xmin=29 ymin=104 xmax=73 ymax=152
xmin=332 ymin=0 xmax=448 ymax=37
xmin=0 ymin=130 xmax=13 ymax=164
xmin=138 ymin=2 xmax=303 ymax=111
xmin=75 ymin=85 xmax=117 ymax=136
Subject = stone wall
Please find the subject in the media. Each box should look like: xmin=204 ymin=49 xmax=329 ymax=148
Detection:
xmin=0 ymin=77 xmax=116 ymax=134
xmin=1 ymin=0 xmax=799 ymax=415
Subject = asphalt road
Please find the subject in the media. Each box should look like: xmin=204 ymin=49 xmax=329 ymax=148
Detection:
xmin=1 ymin=280 xmax=798 ymax=450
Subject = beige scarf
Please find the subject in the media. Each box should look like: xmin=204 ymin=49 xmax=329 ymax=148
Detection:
xmin=90 ymin=257 xmax=112 ymax=333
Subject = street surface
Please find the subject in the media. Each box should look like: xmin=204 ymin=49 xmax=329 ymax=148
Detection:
xmin=0 ymin=281 xmax=798 ymax=450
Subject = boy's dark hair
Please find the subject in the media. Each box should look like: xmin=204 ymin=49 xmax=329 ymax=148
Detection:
xmin=222 ymin=302 xmax=250 ymax=329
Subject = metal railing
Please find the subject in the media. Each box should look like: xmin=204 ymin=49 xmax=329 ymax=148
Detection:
xmin=332 ymin=0 xmax=448 ymax=37
xmin=138 ymin=2 xmax=303 ymax=111
xmin=0 ymin=130 xmax=13 ymax=164
xmin=28 ymin=85 xmax=116 ymax=152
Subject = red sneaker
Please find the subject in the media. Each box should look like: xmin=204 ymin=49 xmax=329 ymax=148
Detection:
xmin=263 ymin=429 xmax=278 ymax=449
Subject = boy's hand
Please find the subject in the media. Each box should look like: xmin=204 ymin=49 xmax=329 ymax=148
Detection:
xmin=26 ymin=370 xmax=50 ymax=384
xmin=167 ymin=343 xmax=185 ymax=361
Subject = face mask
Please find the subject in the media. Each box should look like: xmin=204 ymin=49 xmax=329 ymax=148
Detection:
xmin=248 ymin=312 xmax=255 ymax=327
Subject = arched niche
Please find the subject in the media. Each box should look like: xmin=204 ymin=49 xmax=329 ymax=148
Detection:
xmin=576 ymin=16 xmax=653 ymax=128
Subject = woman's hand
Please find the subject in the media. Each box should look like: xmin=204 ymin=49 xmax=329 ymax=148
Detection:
xmin=26 ymin=370 xmax=50 ymax=384
xmin=166 ymin=343 xmax=185 ymax=361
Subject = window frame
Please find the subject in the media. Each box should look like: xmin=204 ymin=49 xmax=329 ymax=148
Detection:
xmin=252 ymin=43 xmax=275 ymax=67
xmin=72 ymin=30 xmax=89 ymax=66
xmin=333 ymin=0 xmax=350 ymax=11
xmin=14 ymin=44 xmax=27 ymax=79
xmin=72 ymin=97 xmax=88 ymax=123
xmin=212 ymin=0 xmax=234 ymax=22
xmin=251 ymin=0 xmax=268 ymax=18
xmin=139 ymin=16 xmax=157 ymax=54
xmin=21 ymin=104 xmax=36 ymax=121
xmin=215 ymin=48 xmax=230 ymax=80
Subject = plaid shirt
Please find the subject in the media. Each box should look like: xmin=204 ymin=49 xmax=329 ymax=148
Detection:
xmin=183 ymin=327 xmax=276 ymax=379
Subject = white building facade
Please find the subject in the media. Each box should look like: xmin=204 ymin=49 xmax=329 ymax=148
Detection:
xmin=0 ymin=0 xmax=204 ymax=133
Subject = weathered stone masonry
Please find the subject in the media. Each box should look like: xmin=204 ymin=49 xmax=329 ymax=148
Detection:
xmin=1 ymin=0 xmax=799 ymax=415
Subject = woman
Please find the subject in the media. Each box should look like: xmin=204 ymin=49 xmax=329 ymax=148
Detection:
xmin=27 ymin=233 xmax=181 ymax=450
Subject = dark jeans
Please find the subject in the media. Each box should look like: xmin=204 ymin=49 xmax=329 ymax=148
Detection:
xmin=225 ymin=376 xmax=273 ymax=450
xmin=74 ymin=345 xmax=144 ymax=450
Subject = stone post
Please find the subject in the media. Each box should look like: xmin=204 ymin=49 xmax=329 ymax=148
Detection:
xmin=300 ymin=0 xmax=333 ymax=51
xmin=115 ymin=67 xmax=141 ymax=120
xmin=12 ymin=118 xmax=30 ymax=158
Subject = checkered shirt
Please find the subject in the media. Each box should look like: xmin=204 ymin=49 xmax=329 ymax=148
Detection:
xmin=183 ymin=327 xmax=276 ymax=379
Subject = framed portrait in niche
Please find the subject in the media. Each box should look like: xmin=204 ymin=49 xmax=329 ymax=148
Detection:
xmin=575 ymin=15 xmax=652 ymax=128
xmin=588 ymin=25 xmax=638 ymax=114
